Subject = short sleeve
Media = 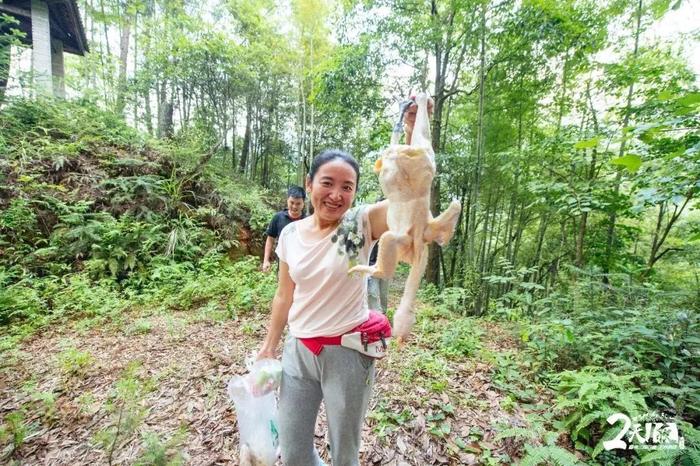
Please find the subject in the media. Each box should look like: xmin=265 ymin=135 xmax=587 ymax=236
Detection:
xmin=266 ymin=213 xmax=280 ymax=237
xmin=275 ymin=222 xmax=292 ymax=262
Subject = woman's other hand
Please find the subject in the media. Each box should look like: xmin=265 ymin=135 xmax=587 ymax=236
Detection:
xmin=256 ymin=346 xmax=277 ymax=361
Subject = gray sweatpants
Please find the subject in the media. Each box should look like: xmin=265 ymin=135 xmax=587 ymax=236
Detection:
xmin=279 ymin=337 xmax=375 ymax=466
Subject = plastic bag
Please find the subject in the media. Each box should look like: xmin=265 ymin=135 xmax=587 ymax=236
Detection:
xmin=227 ymin=358 xmax=282 ymax=466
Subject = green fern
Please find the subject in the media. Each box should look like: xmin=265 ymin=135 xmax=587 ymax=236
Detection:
xmin=640 ymin=422 xmax=700 ymax=466
xmin=520 ymin=445 xmax=583 ymax=466
xmin=496 ymin=425 xmax=541 ymax=442
xmin=554 ymin=367 xmax=649 ymax=457
xmin=639 ymin=448 xmax=681 ymax=466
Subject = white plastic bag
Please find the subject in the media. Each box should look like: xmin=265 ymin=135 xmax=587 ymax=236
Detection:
xmin=227 ymin=358 xmax=282 ymax=466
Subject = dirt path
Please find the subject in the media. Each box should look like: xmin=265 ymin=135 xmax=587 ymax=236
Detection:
xmin=1 ymin=304 xmax=526 ymax=465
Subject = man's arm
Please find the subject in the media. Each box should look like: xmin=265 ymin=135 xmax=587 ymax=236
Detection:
xmin=257 ymin=260 xmax=295 ymax=359
xmin=262 ymin=213 xmax=280 ymax=272
xmin=262 ymin=236 xmax=275 ymax=272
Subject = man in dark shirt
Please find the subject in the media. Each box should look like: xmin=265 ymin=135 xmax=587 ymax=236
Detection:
xmin=262 ymin=186 xmax=306 ymax=272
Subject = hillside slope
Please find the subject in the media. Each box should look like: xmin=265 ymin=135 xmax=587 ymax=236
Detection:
xmin=0 ymin=98 xmax=274 ymax=328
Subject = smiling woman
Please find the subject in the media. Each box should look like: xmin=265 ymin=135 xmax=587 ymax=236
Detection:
xmin=305 ymin=149 xmax=360 ymax=233
xmin=256 ymin=148 xmax=392 ymax=466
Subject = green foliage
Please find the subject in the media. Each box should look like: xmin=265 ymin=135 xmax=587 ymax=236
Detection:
xmin=0 ymin=271 xmax=46 ymax=326
xmin=0 ymin=410 xmax=27 ymax=454
xmin=18 ymin=381 xmax=57 ymax=425
xmin=553 ymin=367 xmax=650 ymax=458
xmin=0 ymin=2 xmax=698 ymax=465
xmin=203 ymin=168 xmax=275 ymax=237
xmin=0 ymin=94 xmax=276 ymax=344
xmin=0 ymin=98 xmax=141 ymax=154
xmin=94 ymin=362 xmax=155 ymax=464
xmin=519 ymin=445 xmax=584 ymax=466
xmin=367 ymin=402 xmax=413 ymax=437
xmin=496 ymin=412 xmax=560 ymax=448
xmin=72 ymin=213 xmax=165 ymax=280
xmin=0 ymin=14 xmax=25 ymax=58
xmin=133 ymin=430 xmax=186 ymax=466
xmin=519 ymin=316 xmax=578 ymax=373
xmin=51 ymin=274 xmax=129 ymax=322
xmin=439 ymin=318 xmax=482 ymax=358
xmin=417 ymin=284 xmax=473 ymax=315
xmin=488 ymin=350 xmax=540 ymax=404
xmin=516 ymin=269 xmax=700 ymax=425
xmin=485 ymin=259 xmax=543 ymax=318
xmin=126 ymin=318 xmax=153 ymax=336
xmin=57 ymin=344 xmax=95 ymax=377
xmin=400 ymin=349 xmax=451 ymax=393
xmin=426 ymin=402 xmax=456 ymax=439
xmin=145 ymin=255 xmax=276 ymax=314
xmin=639 ymin=421 xmax=700 ymax=466
xmin=0 ymin=198 xmax=40 ymax=263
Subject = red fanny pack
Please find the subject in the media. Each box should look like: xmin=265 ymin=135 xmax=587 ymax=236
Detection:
xmin=299 ymin=310 xmax=392 ymax=358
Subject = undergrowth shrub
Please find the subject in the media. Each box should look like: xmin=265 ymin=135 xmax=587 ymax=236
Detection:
xmin=553 ymin=367 xmax=652 ymax=458
xmin=515 ymin=269 xmax=699 ymax=423
xmin=439 ymin=318 xmax=482 ymax=358
xmin=139 ymin=255 xmax=276 ymax=314
xmin=134 ymin=430 xmax=186 ymax=466
xmin=417 ymin=284 xmax=471 ymax=315
xmin=0 ymin=198 xmax=40 ymax=264
xmin=637 ymin=421 xmax=700 ymax=465
xmin=57 ymin=344 xmax=95 ymax=377
xmin=0 ymin=98 xmax=141 ymax=152
xmin=0 ymin=274 xmax=46 ymax=326
xmin=51 ymin=274 xmax=128 ymax=320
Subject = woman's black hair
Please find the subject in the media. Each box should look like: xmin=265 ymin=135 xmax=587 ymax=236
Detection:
xmin=308 ymin=149 xmax=360 ymax=186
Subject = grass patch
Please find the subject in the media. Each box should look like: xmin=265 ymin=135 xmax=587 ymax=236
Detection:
xmin=57 ymin=344 xmax=95 ymax=378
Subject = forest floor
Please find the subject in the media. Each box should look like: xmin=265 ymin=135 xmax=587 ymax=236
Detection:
xmin=0 ymin=288 xmax=553 ymax=466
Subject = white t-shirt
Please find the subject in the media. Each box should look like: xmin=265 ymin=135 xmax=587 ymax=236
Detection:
xmin=276 ymin=206 xmax=372 ymax=338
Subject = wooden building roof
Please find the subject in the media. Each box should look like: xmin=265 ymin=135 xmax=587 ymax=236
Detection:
xmin=0 ymin=0 xmax=89 ymax=55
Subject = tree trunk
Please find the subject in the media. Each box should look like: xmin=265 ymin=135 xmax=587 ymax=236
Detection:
xmin=239 ymin=95 xmax=252 ymax=175
xmin=556 ymin=51 xmax=570 ymax=133
xmin=603 ymin=0 xmax=643 ymax=281
xmin=468 ymin=1 xmax=487 ymax=268
xmin=98 ymin=0 xmax=113 ymax=103
xmin=298 ymin=81 xmax=307 ymax=182
xmin=157 ymin=82 xmax=173 ymax=139
xmin=449 ymin=185 xmax=468 ymax=285
xmin=645 ymin=194 xmax=692 ymax=273
xmin=115 ymin=2 xmax=131 ymax=116
xmin=532 ymin=212 xmax=549 ymax=271
xmin=425 ymin=1 xmax=456 ymax=286
xmin=231 ymin=96 xmax=237 ymax=171
xmin=144 ymin=88 xmax=153 ymax=136
xmin=132 ymin=12 xmax=138 ymax=127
